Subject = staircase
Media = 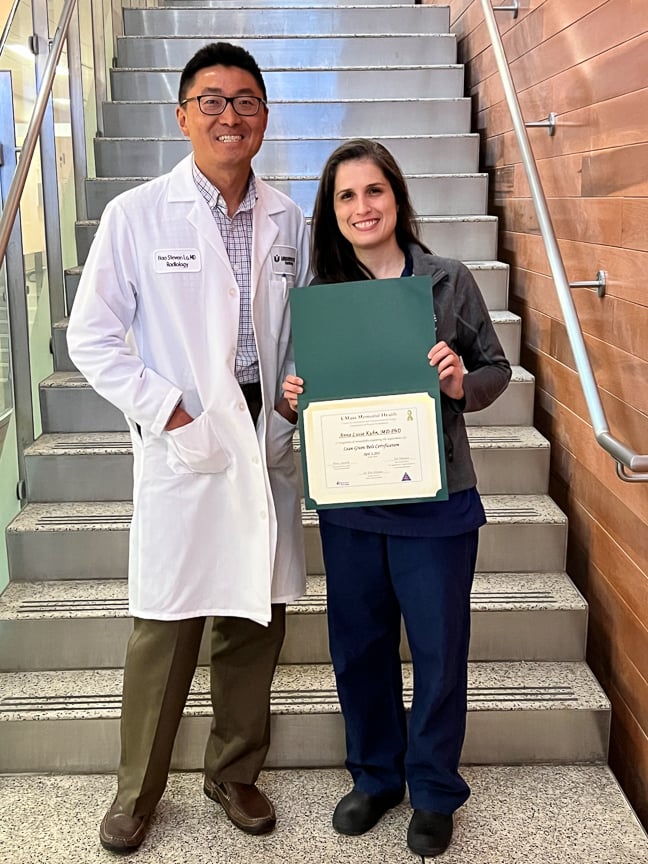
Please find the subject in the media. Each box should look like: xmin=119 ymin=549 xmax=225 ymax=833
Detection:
xmin=1 ymin=1 xmax=648 ymax=861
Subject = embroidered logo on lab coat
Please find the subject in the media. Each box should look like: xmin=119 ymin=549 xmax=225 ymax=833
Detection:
xmin=154 ymin=249 xmax=201 ymax=272
xmin=271 ymin=245 xmax=297 ymax=277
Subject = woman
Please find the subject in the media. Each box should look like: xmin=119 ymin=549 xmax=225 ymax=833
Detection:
xmin=283 ymin=139 xmax=511 ymax=857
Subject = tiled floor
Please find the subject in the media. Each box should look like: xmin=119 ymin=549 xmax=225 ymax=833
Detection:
xmin=2 ymin=765 xmax=648 ymax=863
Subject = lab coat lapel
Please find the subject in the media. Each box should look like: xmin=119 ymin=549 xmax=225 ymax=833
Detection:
xmin=251 ymin=188 xmax=279 ymax=302
xmin=167 ymin=155 xmax=230 ymax=263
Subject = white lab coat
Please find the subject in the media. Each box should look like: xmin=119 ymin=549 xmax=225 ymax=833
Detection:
xmin=67 ymin=155 xmax=310 ymax=625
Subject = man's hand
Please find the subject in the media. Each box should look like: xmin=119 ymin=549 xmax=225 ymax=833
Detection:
xmin=428 ymin=341 xmax=465 ymax=401
xmin=164 ymin=404 xmax=194 ymax=431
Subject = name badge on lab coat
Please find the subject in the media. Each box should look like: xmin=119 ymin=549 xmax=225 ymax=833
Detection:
xmin=154 ymin=249 xmax=201 ymax=273
xmin=271 ymin=245 xmax=297 ymax=277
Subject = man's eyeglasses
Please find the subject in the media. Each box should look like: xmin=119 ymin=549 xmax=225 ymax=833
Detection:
xmin=180 ymin=95 xmax=266 ymax=116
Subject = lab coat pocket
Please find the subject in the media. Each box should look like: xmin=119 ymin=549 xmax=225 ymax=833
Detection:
xmin=166 ymin=412 xmax=230 ymax=475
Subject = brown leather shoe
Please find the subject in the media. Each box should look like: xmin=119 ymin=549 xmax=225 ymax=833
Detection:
xmin=204 ymin=777 xmax=276 ymax=835
xmin=99 ymin=799 xmax=150 ymax=853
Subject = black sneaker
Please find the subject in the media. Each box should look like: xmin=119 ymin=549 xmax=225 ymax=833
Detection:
xmin=407 ymin=809 xmax=453 ymax=857
xmin=332 ymin=788 xmax=404 ymax=835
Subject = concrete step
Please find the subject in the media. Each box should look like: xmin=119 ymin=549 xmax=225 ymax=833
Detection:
xmin=37 ymin=366 xmax=533 ymax=434
xmin=85 ymin=170 xmax=486 ymax=220
xmin=303 ymin=424 xmax=551 ymax=498
xmin=115 ymin=34 xmax=457 ymax=69
xmin=161 ymin=0 xmax=418 ymax=3
xmin=6 ymin=494 xmax=566 ymax=581
xmin=64 ymin=266 xmax=81 ymax=312
xmin=102 ymin=97 xmax=471 ymax=140
xmin=3 ymin=765 xmax=647 ymax=864
xmin=488 ymin=310 xmax=520 ymax=364
xmin=0 ymin=660 xmax=609 ymax=772
xmin=110 ymin=65 xmax=465 ymax=101
xmin=0 ymin=572 xmax=587 ymax=672
xmin=73 ymin=217 xmax=503 ymax=273
xmin=122 ymin=5 xmax=451 ymax=37
xmin=24 ymin=425 xmax=548 ymax=503
xmin=24 ymin=432 xmax=134 ymax=501
xmin=95 ymin=134 xmax=480 ymax=178
xmin=51 ymin=307 xmax=519 ymax=374
xmin=303 ymin=494 xmax=567 ymax=575
xmin=159 ymin=0 xmax=417 ymax=5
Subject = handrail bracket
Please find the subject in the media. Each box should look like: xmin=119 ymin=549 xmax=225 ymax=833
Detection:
xmin=569 ymin=270 xmax=607 ymax=298
xmin=494 ymin=1 xmax=519 ymax=17
xmin=617 ymin=463 xmax=648 ymax=483
xmin=526 ymin=112 xmax=557 ymax=136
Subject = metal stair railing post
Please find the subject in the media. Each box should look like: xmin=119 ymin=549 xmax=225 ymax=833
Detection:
xmin=31 ymin=0 xmax=66 ymax=327
xmin=0 ymin=71 xmax=35 ymax=475
xmin=0 ymin=0 xmax=78 ymax=494
xmin=67 ymin=0 xmax=88 ymax=227
xmin=480 ymin=0 xmax=648 ymax=482
xmin=0 ymin=0 xmax=22 ymax=55
xmin=90 ymin=0 xmax=108 ymax=136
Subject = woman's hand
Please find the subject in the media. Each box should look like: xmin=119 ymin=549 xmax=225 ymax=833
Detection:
xmin=282 ymin=374 xmax=304 ymax=412
xmin=428 ymin=341 xmax=465 ymax=401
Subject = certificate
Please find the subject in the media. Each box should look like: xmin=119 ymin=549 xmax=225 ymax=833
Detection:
xmin=289 ymin=275 xmax=449 ymax=509
xmin=303 ymin=392 xmax=444 ymax=507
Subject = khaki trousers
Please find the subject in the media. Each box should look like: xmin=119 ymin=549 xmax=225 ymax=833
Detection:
xmin=115 ymin=605 xmax=286 ymax=817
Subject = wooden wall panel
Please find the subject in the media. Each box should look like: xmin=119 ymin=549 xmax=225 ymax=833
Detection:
xmin=583 ymin=143 xmax=648 ymax=198
xmin=427 ymin=0 xmax=648 ymax=826
xmin=464 ymin=0 xmax=647 ymax=92
xmin=506 ymin=265 xmax=648 ymax=367
xmin=494 ymin=197 xmax=624 ymax=245
xmin=475 ymin=33 xmax=648 ymax=136
xmin=531 ymin=341 xmax=648 ymax=462
xmin=607 ymin=691 xmax=648 ymax=827
xmin=623 ymin=200 xmax=648 ymax=252
xmin=502 ymin=231 xmax=648 ymax=305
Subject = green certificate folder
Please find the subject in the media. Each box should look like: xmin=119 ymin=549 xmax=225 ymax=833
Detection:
xmin=289 ymin=276 xmax=449 ymax=509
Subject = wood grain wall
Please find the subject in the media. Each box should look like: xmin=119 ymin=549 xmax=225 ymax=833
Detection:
xmin=425 ymin=0 xmax=648 ymax=825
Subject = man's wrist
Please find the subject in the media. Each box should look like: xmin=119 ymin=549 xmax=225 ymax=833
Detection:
xmin=165 ymin=403 xmax=193 ymax=431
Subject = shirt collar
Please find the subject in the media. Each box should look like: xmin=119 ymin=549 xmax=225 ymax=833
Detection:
xmin=191 ymin=158 xmax=257 ymax=216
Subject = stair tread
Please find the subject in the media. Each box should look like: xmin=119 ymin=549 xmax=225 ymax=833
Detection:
xmin=113 ymin=63 xmax=466 ymax=71
xmin=53 ymin=307 xmax=520 ymax=334
xmin=120 ymin=31 xmax=455 ymax=38
xmin=87 ymin=171 xmax=487 ymax=180
xmin=75 ymin=215 xmax=502 ymax=227
xmin=0 ymin=572 xmax=586 ymax=619
xmin=40 ymin=365 xmax=533 ymax=390
xmin=489 ymin=310 xmax=520 ymax=323
xmin=0 ymin=661 xmax=609 ymax=720
xmin=2 ymin=765 xmax=646 ymax=864
xmin=7 ymin=493 xmax=566 ymax=532
xmin=25 ymin=425 xmax=549 ymax=457
xmin=97 ymin=131 xmax=478 ymax=141
xmin=304 ymin=494 xmax=565 ymax=524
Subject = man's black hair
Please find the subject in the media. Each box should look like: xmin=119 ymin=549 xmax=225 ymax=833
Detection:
xmin=178 ymin=42 xmax=267 ymax=104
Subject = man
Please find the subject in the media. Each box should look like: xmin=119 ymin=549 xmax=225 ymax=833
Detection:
xmin=67 ymin=41 xmax=309 ymax=853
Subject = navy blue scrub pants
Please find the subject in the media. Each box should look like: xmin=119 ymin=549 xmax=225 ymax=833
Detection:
xmin=319 ymin=521 xmax=478 ymax=815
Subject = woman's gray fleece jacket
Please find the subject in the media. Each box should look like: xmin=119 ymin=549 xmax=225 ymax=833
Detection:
xmin=409 ymin=244 xmax=512 ymax=494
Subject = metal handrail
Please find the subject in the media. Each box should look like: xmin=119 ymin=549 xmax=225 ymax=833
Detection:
xmin=0 ymin=0 xmax=22 ymax=56
xmin=480 ymin=0 xmax=648 ymax=482
xmin=0 ymin=0 xmax=78 ymax=271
